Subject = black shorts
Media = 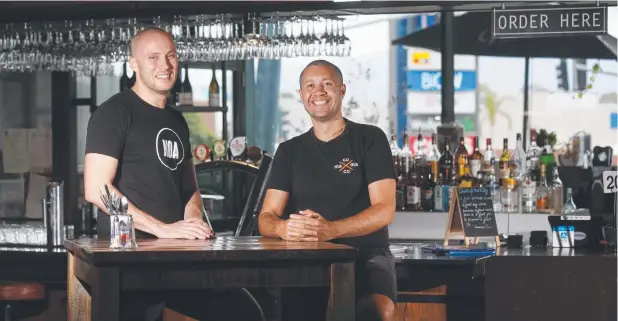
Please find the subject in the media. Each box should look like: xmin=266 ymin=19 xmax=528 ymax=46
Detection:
xmin=280 ymin=246 xmax=397 ymax=321
xmin=356 ymin=246 xmax=398 ymax=302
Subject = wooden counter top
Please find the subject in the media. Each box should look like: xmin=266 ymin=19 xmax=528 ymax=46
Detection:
xmin=64 ymin=236 xmax=358 ymax=265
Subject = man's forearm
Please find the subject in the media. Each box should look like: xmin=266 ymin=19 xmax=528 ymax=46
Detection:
xmin=258 ymin=212 xmax=283 ymax=239
xmin=331 ymin=203 xmax=394 ymax=239
xmin=87 ymin=184 xmax=165 ymax=237
xmin=184 ymin=191 xmax=203 ymax=220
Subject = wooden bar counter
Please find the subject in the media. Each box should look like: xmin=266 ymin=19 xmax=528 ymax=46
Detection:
xmin=64 ymin=236 xmax=357 ymax=321
xmin=392 ymin=243 xmax=617 ymax=321
xmin=2 ymin=239 xmax=615 ymax=321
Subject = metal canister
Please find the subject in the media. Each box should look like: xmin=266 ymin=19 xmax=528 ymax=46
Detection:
xmin=42 ymin=181 xmax=65 ymax=247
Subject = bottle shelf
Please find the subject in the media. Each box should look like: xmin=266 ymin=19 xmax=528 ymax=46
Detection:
xmin=173 ymin=106 xmax=227 ymax=113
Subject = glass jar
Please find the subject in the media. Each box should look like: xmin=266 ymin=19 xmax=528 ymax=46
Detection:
xmin=501 ymin=177 xmax=519 ymax=213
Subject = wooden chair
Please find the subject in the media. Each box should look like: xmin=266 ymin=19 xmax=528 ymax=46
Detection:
xmin=0 ymin=282 xmax=45 ymax=321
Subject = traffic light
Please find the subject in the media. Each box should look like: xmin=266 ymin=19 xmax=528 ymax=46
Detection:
xmin=556 ymin=59 xmax=569 ymax=91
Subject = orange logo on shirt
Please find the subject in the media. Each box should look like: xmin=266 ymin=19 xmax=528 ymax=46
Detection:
xmin=333 ymin=158 xmax=359 ymax=174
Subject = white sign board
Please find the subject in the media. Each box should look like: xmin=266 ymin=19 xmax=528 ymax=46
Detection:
xmin=602 ymin=170 xmax=617 ymax=193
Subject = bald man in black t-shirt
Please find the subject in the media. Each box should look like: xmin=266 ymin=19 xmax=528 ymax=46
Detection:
xmin=259 ymin=60 xmax=398 ymax=321
xmin=84 ymin=27 xmax=262 ymax=321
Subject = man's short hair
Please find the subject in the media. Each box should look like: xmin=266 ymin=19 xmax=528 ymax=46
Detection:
xmin=299 ymin=60 xmax=344 ymax=87
xmin=129 ymin=27 xmax=173 ymax=55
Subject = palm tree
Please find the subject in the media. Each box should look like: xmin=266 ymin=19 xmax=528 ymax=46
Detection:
xmin=478 ymin=84 xmax=513 ymax=138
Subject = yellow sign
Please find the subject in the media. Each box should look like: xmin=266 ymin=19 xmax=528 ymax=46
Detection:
xmin=411 ymin=51 xmax=430 ymax=65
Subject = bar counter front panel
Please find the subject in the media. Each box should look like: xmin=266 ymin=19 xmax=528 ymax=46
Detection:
xmin=1 ymin=237 xmax=616 ymax=321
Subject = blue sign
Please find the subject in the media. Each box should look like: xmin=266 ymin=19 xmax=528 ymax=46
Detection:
xmin=611 ymin=112 xmax=617 ymax=129
xmin=407 ymin=70 xmax=477 ymax=91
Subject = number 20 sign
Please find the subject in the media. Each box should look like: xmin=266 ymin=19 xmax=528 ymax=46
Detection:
xmin=602 ymin=171 xmax=618 ymax=193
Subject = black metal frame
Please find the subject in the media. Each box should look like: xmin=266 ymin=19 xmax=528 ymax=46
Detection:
xmin=51 ymin=72 xmax=78 ymax=232
xmin=235 ymin=155 xmax=273 ymax=237
xmin=2 ymin=1 xmax=614 ymax=23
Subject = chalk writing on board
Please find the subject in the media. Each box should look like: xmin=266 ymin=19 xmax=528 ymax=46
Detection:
xmin=456 ymin=187 xmax=499 ymax=237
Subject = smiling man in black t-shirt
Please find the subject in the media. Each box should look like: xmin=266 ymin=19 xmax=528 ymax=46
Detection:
xmin=85 ymin=28 xmax=212 ymax=241
xmin=84 ymin=27 xmax=262 ymax=321
xmin=258 ymin=60 xmax=397 ymax=321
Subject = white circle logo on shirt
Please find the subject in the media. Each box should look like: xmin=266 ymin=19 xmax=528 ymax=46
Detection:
xmin=155 ymin=128 xmax=185 ymax=171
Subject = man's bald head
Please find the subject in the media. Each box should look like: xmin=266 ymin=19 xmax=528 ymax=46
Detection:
xmin=130 ymin=27 xmax=174 ymax=56
xmin=128 ymin=26 xmax=178 ymax=97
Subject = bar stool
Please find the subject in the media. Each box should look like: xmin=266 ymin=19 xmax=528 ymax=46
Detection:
xmin=0 ymin=282 xmax=45 ymax=321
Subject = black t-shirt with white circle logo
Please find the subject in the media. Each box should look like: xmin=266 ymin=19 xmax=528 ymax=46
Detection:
xmin=86 ymin=90 xmax=194 ymax=238
xmin=265 ymin=119 xmax=397 ymax=248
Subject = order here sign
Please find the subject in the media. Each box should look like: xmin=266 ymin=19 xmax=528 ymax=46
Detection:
xmin=491 ymin=6 xmax=608 ymax=39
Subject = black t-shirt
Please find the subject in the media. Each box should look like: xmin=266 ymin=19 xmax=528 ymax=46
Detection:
xmin=266 ymin=119 xmax=397 ymax=248
xmin=85 ymin=90 xmax=194 ymax=238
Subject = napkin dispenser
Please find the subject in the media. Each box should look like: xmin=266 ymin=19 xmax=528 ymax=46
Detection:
xmin=549 ymin=214 xmax=604 ymax=248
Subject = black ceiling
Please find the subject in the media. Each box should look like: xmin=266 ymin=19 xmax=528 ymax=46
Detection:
xmin=0 ymin=1 xmax=615 ymax=23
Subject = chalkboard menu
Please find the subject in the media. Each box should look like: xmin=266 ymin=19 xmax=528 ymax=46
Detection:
xmin=444 ymin=187 xmax=500 ymax=246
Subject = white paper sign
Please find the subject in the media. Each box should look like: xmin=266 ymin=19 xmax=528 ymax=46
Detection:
xmin=602 ymin=171 xmax=618 ymax=193
xmin=28 ymin=128 xmax=52 ymax=171
xmin=2 ymin=129 xmax=30 ymax=173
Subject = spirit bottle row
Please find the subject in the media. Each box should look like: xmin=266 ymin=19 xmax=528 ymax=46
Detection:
xmin=391 ymin=130 xmax=573 ymax=215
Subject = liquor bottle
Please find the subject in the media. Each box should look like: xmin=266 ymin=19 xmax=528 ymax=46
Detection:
xmin=427 ymin=133 xmax=440 ymax=184
xmin=396 ymin=167 xmax=408 ymax=211
xmin=536 ymin=164 xmax=549 ymax=212
xmin=526 ymin=130 xmax=542 ymax=172
xmin=483 ymin=138 xmax=495 ymax=174
xmin=422 ymin=171 xmax=435 ymax=212
xmin=209 ymin=65 xmax=220 ymax=107
xmin=457 ymin=165 xmax=474 ymax=188
xmin=171 ymin=69 xmax=182 ymax=106
xmin=389 ymin=135 xmax=401 ymax=178
xmin=400 ymin=132 xmax=413 ymax=177
xmin=539 ymin=145 xmax=556 ymax=166
xmin=469 ymin=136 xmax=484 ymax=180
xmin=486 ymin=158 xmax=502 ymax=213
xmin=406 ymin=162 xmax=422 ymax=211
xmin=438 ymin=136 xmax=454 ymax=185
xmin=180 ymin=64 xmax=193 ymax=105
xmin=413 ymin=129 xmax=426 ymax=169
xmin=550 ymin=166 xmax=563 ymax=214
xmin=454 ymin=137 xmax=469 ymax=181
xmin=562 ymin=187 xmax=577 ymax=214
xmin=434 ymin=172 xmax=445 ymax=212
xmin=498 ymin=138 xmax=510 ymax=184
xmin=119 ymin=63 xmax=130 ymax=91
xmin=520 ymin=169 xmax=537 ymax=213
xmin=511 ymin=133 xmax=527 ymax=180
xmin=398 ymin=133 xmax=413 ymax=210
